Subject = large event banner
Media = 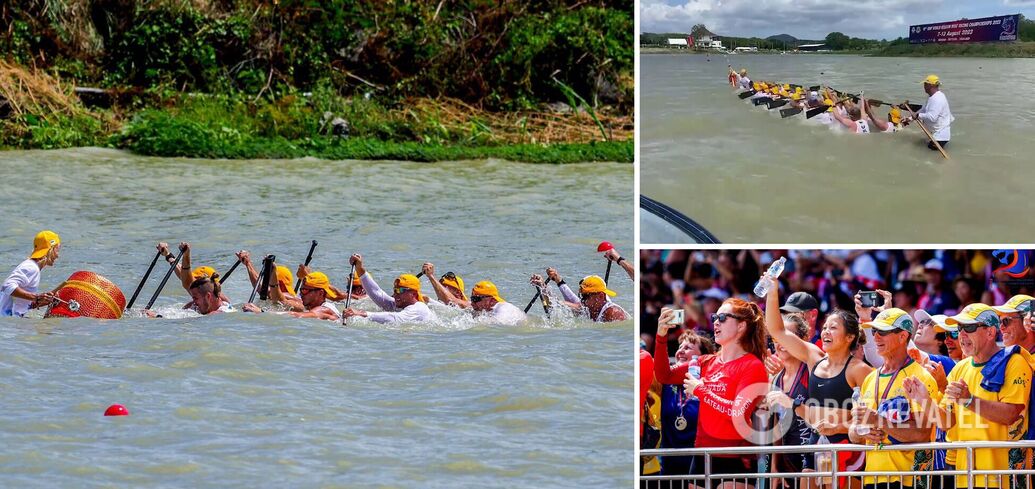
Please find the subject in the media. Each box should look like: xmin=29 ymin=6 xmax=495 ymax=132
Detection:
xmin=909 ymin=14 xmax=1020 ymax=44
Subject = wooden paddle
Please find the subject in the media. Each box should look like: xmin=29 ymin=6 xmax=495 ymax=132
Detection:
xmin=523 ymin=277 xmax=553 ymax=314
xmin=126 ymin=250 xmax=162 ymax=310
xmin=293 ymin=240 xmax=318 ymax=293
xmin=780 ymin=107 xmax=803 ymax=118
xmin=342 ymin=263 xmax=356 ymax=325
xmin=738 ymin=90 xmax=757 ymax=99
xmin=805 ymin=95 xmax=853 ymax=119
xmin=903 ymin=100 xmax=949 ymax=160
xmin=766 ymin=99 xmax=790 ymax=110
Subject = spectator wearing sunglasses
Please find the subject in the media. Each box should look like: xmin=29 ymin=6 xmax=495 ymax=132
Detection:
xmin=681 ymin=297 xmax=768 ymax=481
xmin=467 ymin=281 xmax=525 ymax=325
xmin=851 ymin=308 xmax=939 ymax=489
xmin=341 ymin=254 xmax=436 ymax=324
xmin=421 ymin=262 xmax=469 ymax=308
xmin=906 ymin=303 xmax=1031 ymax=489
xmin=992 ymin=295 xmax=1035 ymax=355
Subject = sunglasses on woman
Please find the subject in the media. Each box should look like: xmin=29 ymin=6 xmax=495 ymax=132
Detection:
xmin=710 ymin=312 xmax=743 ymax=323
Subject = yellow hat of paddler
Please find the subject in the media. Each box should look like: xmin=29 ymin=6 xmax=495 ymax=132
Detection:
xmin=352 ymin=270 xmax=362 ymax=286
xmin=922 ymin=74 xmax=940 ymax=85
xmin=30 ymin=230 xmax=60 ymax=259
xmin=780 ymin=89 xmax=790 ymax=97
xmin=303 ymin=271 xmax=340 ymax=300
xmin=395 ymin=274 xmax=425 ymax=302
xmin=440 ymin=273 xmax=467 ymax=300
xmin=580 ymin=275 xmax=616 ymax=297
xmin=889 ymin=107 xmax=902 ymax=124
xmin=992 ymin=294 xmax=1035 ymax=314
xmin=275 ymin=265 xmax=296 ymax=295
xmin=752 ymin=82 xmax=760 ymax=91
xmin=791 ymin=92 xmax=802 ymax=101
xmin=472 ymin=281 xmax=505 ymax=303
xmin=191 ymin=266 xmax=217 ymax=280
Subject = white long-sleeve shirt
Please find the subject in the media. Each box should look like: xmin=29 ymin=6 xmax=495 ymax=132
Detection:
xmin=360 ymin=272 xmax=436 ymax=324
xmin=558 ymin=282 xmax=580 ymax=304
xmin=483 ymin=302 xmax=527 ymax=325
xmin=918 ymin=91 xmax=954 ymax=141
xmin=1 ymin=259 xmax=41 ymax=317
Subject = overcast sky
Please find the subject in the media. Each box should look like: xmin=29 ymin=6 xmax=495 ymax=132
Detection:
xmin=640 ymin=0 xmax=1035 ymax=40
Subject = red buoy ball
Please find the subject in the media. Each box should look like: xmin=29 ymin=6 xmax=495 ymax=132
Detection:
xmin=596 ymin=241 xmax=614 ymax=252
xmin=104 ymin=404 xmax=129 ymax=416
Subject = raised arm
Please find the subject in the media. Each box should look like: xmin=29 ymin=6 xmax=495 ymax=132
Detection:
xmin=764 ymin=276 xmax=823 ymax=366
xmin=178 ymin=242 xmax=193 ymax=291
xmin=653 ymin=308 xmax=689 ymax=384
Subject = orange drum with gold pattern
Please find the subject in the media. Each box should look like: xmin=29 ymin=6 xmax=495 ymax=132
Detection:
xmin=45 ymin=271 xmax=126 ymax=319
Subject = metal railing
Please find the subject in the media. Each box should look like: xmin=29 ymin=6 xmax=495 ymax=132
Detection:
xmin=641 ymin=441 xmax=1035 ymax=489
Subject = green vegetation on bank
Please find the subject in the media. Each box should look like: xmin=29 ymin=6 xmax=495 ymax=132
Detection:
xmin=876 ymin=40 xmax=1035 ymax=57
xmin=0 ymin=1 xmax=632 ymax=163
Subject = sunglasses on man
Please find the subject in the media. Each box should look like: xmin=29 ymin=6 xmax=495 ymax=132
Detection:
xmin=394 ymin=286 xmax=414 ymax=295
xmin=958 ymin=322 xmax=995 ymax=334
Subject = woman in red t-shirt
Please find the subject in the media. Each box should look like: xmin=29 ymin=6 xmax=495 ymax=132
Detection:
xmin=682 ymin=297 xmax=769 ymax=487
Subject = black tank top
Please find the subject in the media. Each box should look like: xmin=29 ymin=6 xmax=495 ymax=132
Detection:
xmin=807 ymin=355 xmax=855 ymax=443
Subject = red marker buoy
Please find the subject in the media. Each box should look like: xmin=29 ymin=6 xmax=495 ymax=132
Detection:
xmin=104 ymin=404 xmax=129 ymax=416
xmin=596 ymin=241 xmax=614 ymax=252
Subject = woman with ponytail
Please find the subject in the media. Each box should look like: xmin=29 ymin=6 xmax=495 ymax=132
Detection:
xmin=682 ymin=297 xmax=769 ymax=485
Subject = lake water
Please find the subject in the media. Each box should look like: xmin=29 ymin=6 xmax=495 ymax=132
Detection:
xmin=0 ymin=148 xmax=633 ymax=487
xmin=640 ymin=53 xmax=1035 ymax=243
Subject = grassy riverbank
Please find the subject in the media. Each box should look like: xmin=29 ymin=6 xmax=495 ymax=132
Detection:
xmin=0 ymin=1 xmax=632 ymax=163
xmin=876 ymin=41 xmax=1035 ymax=57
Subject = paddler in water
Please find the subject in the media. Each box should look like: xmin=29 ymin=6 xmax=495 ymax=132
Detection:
xmin=244 ymin=271 xmax=341 ymax=320
xmin=533 ymin=269 xmax=628 ymax=322
xmin=237 ymin=250 xmax=303 ymax=311
xmin=1 ymin=230 xmax=60 ymax=317
xmin=861 ymin=96 xmax=906 ymax=133
xmin=470 ymin=281 xmax=527 ymax=325
xmin=831 ymin=100 xmax=871 ymax=134
xmin=342 ymin=254 xmax=437 ymax=324
xmin=186 ymin=274 xmax=234 ymax=315
xmin=420 ymin=262 xmax=469 ymax=308
xmin=157 ymin=242 xmax=232 ymax=308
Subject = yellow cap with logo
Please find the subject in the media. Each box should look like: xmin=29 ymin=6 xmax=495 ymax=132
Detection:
xmin=922 ymin=74 xmax=940 ymax=85
xmin=862 ymin=308 xmax=914 ymax=333
xmin=992 ymin=294 xmax=1035 ymax=314
xmin=580 ymin=275 xmax=616 ymax=297
xmin=275 ymin=265 xmax=296 ymax=296
xmin=946 ymin=303 xmax=1000 ymax=327
xmin=30 ymin=230 xmax=60 ymax=259
xmin=440 ymin=273 xmax=467 ymax=301
xmin=472 ymin=281 xmax=504 ymax=303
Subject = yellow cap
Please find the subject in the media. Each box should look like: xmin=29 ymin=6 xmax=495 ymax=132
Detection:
xmin=945 ymin=303 xmax=1000 ymax=327
xmin=352 ymin=271 xmax=362 ymax=286
xmin=889 ymin=107 xmax=902 ymax=124
xmin=440 ymin=273 xmax=467 ymax=301
xmin=472 ymin=281 xmax=505 ymax=303
xmin=779 ymin=89 xmax=789 ymax=97
xmin=30 ymin=230 xmax=60 ymax=259
xmin=275 ymin=265 xmax=296 ymax=296
xmin=191 ymin=266 xmax=217 ymax=281
xmin=782 ymin=84 xmax=790 ymax=90
xmin=862 ymin=308 xmax=914 ymax=333
xmin=303 ymin=271 xmax=340 ymax=300
xmin=922 ymin=74 xmax=940 ymax=85
xmin=791 ymin=92 xmax=801 ymax=101
xmin=395 ymin=274 xmax=425 ymax=302
xmin=580 ymin=275 xmax=616 ymax=297
xmin=992 ymin=294 xmax=1035 ymax=314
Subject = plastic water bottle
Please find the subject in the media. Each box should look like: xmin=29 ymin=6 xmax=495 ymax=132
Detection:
xmin=687 ymin=355 xmax=701 ymax=400
xmin=852 ymin=387 xmax=871 ymax=435
xmin=754 ymin=257 xmax=788 ymax=297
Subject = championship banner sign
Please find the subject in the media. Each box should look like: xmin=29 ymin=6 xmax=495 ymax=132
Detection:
xmin=909 ymin=14 xmax=1019 ymax=44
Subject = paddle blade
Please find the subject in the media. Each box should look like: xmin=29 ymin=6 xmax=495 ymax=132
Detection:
xmin=908 ymin=103 xmax=922 ymax=112
xmin=752 ymin=97 xmax=769 ymax=106
xmin=809 ymin=85 xmax=820 ymax=91
xmin=780 ymin=107 xmax=803 ymax=118
xmin=767 ymin=99 xmax=789 ymax=109
xmin=805 ymin=106 xmax=829 ymax=119
xmin=738 ymin=90 xmax=756 ymax=99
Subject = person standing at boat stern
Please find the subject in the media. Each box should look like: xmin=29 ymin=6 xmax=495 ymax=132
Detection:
xmin=682 ymin=298 xmax=769 ymax=486
xmin=1 ymin=231 xmax=60 ymax=317
xmin=907 ymin=75 xmax=954 ymax=151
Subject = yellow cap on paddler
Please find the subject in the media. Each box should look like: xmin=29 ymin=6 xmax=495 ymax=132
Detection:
xmin=791 ymin=92 xmax=802 ymax=101
xmin=275 ymin=265 xmax=296 ymax=295
xmin=191 ymin=266 xmax=217 ymax=280
xmin=352 ymin=270 xmax=362 ymax=286
xmin=889 ymin=107 xmax=902 ymax=124
xmin=580 ymin=275 xmax=616 ymax=297
xmin=395 ymin=274 xmax=425 ymax=302
xmin=780 ymin=89 xmax=789 ymax=97
xmin=440 ymin=273 xmax=467 ymax=300
xmin=922 ymin=74 xmax=940 ymax=86
xmin=30 ymin=230 xmax=60 ymax=259
xmin=472 ymin=281 xmax=504 ymax=303
xmin=303 ymin=271 xmax=340 ymax=300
